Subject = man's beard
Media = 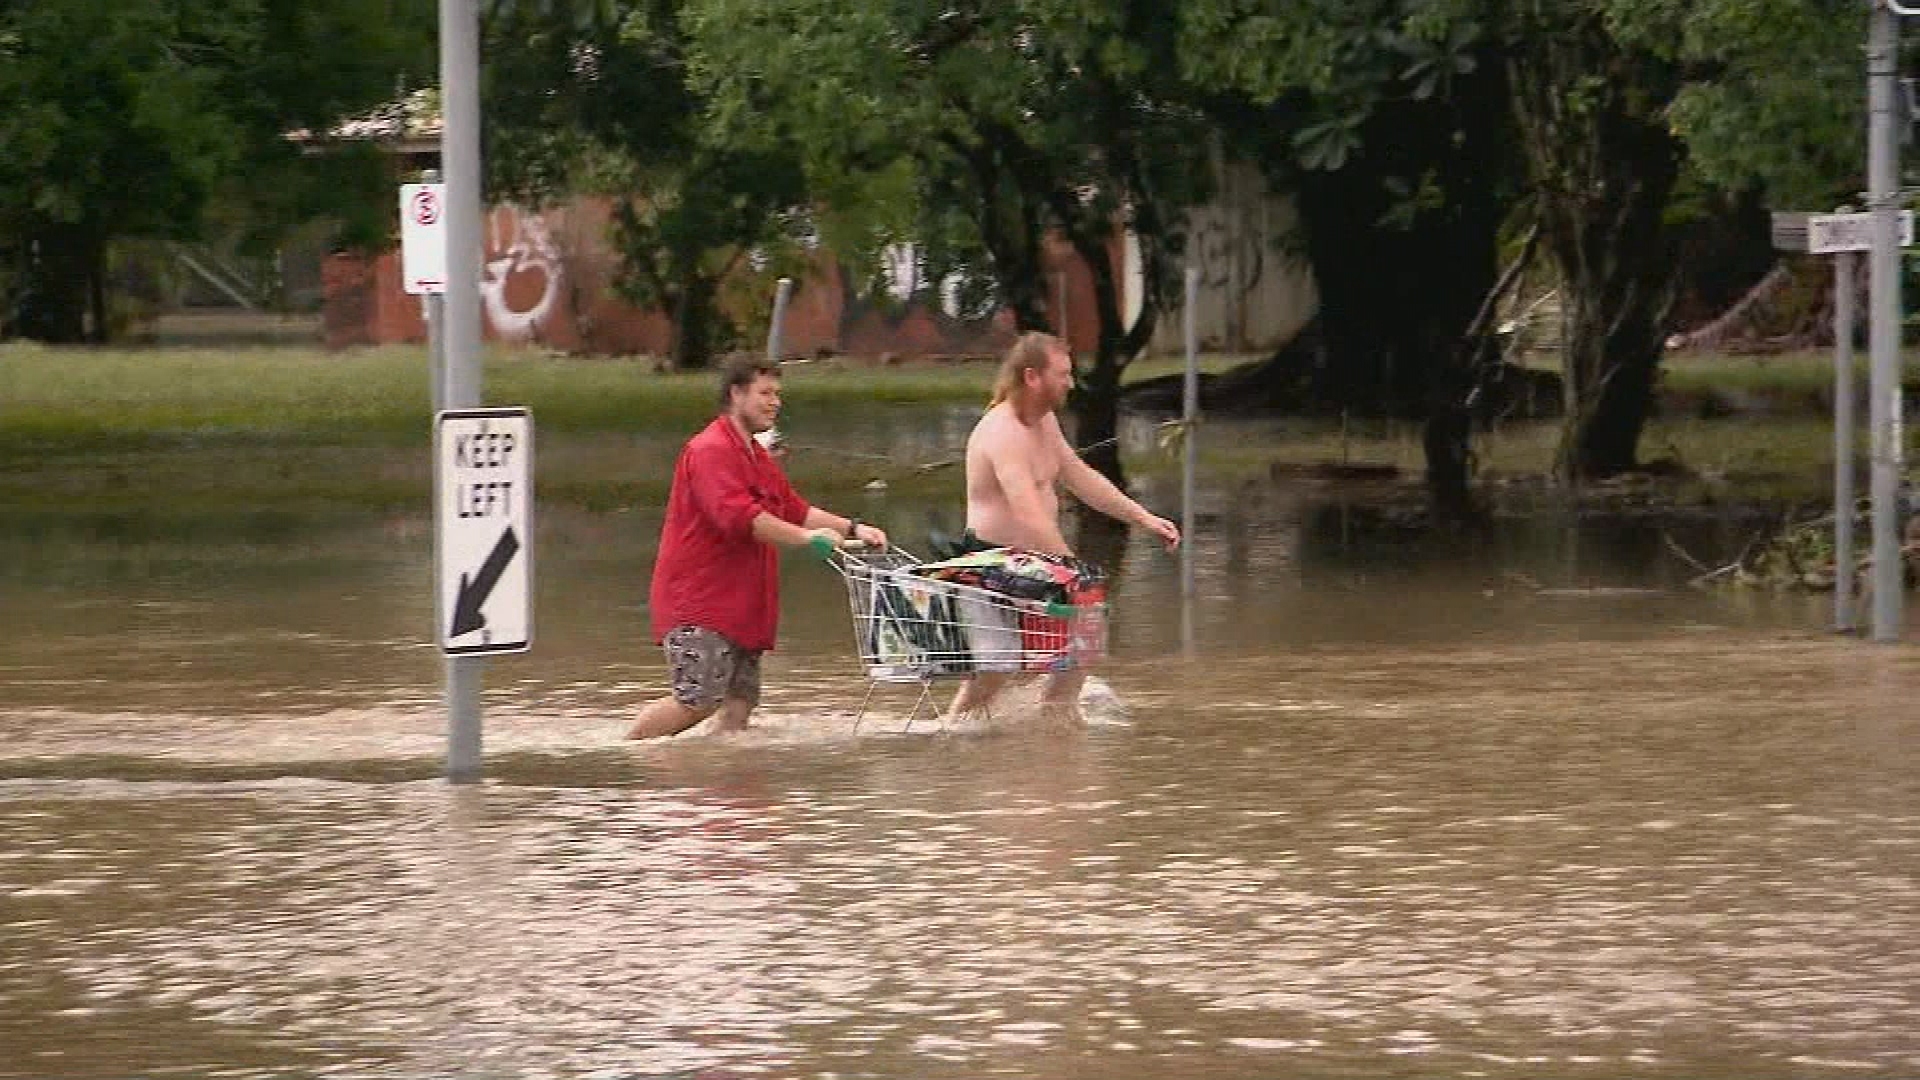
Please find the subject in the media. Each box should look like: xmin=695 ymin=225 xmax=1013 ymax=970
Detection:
xmin=1019 ymin=386 xmax=1062 ymax=413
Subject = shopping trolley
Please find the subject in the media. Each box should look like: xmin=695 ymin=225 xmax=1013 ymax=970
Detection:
xmin=812 ymin=537 xmax=1108 ymax=731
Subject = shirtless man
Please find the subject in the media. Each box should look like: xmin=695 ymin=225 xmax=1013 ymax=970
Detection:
xmin=946 ymin=332 xmax=1180 ymax=720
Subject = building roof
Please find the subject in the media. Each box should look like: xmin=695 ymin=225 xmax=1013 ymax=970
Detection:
xmin=286 ymin=88 xmax=442 ymax=155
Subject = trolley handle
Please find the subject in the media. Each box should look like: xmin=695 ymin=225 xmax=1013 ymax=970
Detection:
xmin=808 ymin=533 xmax=873 ymax=560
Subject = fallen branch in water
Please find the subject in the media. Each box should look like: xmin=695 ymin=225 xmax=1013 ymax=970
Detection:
xmin=1661 ymin=531 xmax=1714 ymax=573
xmin=1673 ymin=506 xmax=1920 ymax=592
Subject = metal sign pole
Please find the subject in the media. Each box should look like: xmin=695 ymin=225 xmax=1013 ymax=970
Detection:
xmin=441 ymin=0 xmax=485 ymax=779
xmin=1835 ymin=248 xmax=1859 ymax=632
xmin=428 ymin=296 xmax=447 ymax=413
xmin=1867 ymin=0 xmax=1907 ymax=642
xmin=1180 ymin=267 xmax=1200 ymax=655
xmin=1181 ymin=267 xmax=1199 ymax=600
xmin=422 ymin=169 xmax=448 ymax=414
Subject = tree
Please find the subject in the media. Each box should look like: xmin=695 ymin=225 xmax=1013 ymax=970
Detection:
xmin=1187 ymin=0 xmax=1868 ymax=486
xmin=0 ymin=0 xmax=434 ymax=342
xmin=686 ymin=0 xmax=1218 ymax=481
xmin=1499 ymin=4 xmax=1688 ymax=479
xmin=482 ymin=0 xmax=811 ymax=368
xmin=1499 ymin=0 xmax=1865 ymax=479
xmin=1178 ymin=1 xmax=1524 ymax=512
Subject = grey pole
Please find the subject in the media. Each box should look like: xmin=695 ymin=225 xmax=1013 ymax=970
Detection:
xmin=1835 ymin=249 xmax=1859 ymax=631
xmin=1180 ymin=267 xmax=1200 ymax=655
xmin=441 ymin=0 xmax=485 ymax=779
xmin=1867 ymin=0 xmax=1906 ymax=642
xmin=766 ymin=276 xmax=792 ymax=361
xmin=1181 ymin=266 xmax=1200 ymax=600
xmin=423 ymin=169 xmax=447 ymax=414
xmin=428 ymin=297 xmax=446 ymax=413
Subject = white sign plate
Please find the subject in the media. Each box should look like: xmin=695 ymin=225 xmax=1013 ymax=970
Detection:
xmin=436 ymin=408 xmax=533 ymax=655
xmin=1808 ymin=210 xmax=1915 ymax=254
xmin=400 ymin=183 xmax=447 ymax=295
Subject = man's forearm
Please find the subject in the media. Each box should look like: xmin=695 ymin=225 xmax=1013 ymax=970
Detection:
xmin=802 ymin=507 xmax=852 ymax=534
xmin=1068 ymin=465 xmax=1149 ymax=527
xmin=750 ymin=511 xmax=813 ymax=547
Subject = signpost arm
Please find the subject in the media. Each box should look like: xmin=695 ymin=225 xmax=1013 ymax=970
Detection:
xmin=1867 ymin=0 xmax=1906 ymax=643
xmin=442 ymin=0 xmax=485 ymax=780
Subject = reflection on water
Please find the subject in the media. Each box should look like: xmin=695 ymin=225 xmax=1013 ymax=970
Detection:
xmin=2 ymin=451 xmax=1918 ymax=1078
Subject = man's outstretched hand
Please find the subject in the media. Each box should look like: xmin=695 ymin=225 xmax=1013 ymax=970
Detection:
xmin=1140 ymin=514 xmax=1180 ymax=551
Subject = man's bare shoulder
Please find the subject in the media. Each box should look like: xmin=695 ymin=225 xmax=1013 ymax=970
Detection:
xmin=968 ymin=402 xmax=1016 ymax=449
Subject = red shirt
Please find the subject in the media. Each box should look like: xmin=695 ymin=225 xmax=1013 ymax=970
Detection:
xmin=649 ymin=416 xmax=811 ymax=651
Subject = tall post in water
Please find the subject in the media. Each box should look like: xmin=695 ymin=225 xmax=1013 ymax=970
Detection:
xmin=1181 ymin=267 xmax=1200 ymax=600
xmin=441 ymin=0 xmax=485 ymax=779
xmin=1835 ymin=248 xmax=1859 ymax=632
xmin=1181 ymin=267 xmax=1200 ymax=654
xmin=1867 ymin=0 xmax=1906 ymax=643
xmin=766 ymin=277 xmax=793 ymax=362
xmin=424 ymin=168 xmax=447 ymax=414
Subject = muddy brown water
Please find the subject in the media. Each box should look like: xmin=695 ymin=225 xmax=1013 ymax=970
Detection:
xmin=2 ymin=467 xmax=1918 ymax=1079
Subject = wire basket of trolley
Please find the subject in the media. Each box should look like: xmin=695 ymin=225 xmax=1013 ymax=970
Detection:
xmin=810 ymin=536 xmax=1108 ymax=730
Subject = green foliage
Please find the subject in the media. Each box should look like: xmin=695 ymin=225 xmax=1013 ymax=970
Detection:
xmin=685 ymin=0 xmax=1218 ymax=336
xmin=1665 ymin=12 xmax=1863 ymax=209
xmin=1184 ymin=0 xmax=1870 ymax=238
xmin=0 ymin=0 xmax=433 ymax=340
xmin=484 ymin=0 xmax=812 ymax=365
xmin=1177 ymin=1 xmax=1496 ymax=230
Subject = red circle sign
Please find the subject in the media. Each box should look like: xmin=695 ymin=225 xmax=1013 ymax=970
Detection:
xmin=411 ymin=189 xmax=441 ymax=226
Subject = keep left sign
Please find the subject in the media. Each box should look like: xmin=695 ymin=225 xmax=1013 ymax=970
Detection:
xmin=436 ymin=408 xmax=533 ymax=655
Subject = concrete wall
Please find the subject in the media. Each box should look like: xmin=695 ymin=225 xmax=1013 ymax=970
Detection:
xmin=1146 ymin=162 xmax=1319 ymax=356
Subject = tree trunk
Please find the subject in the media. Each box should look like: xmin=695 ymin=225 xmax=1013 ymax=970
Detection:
xmin=1073 ymin=357 xmax=1124 ymax=481
xmin=88 ymin=236 xmax=110 ymax=344
xmin=1508 ymin=15 xmax=1686 ymax=481
xmin=1209 ymin=70 xmax=1511 ymax=516
xmin=668 ymin=273 xmax=721 ymax=370
xmin=8 ymin=226 xmax=94 ymax=343
xmin=956 ymin=133 xmax=1051 ymax=333
xmin=1069 ymin=501 xmax=1132 ymax=580
xmin=1423 ymin=405 xmax=1476 ymax=513
xmin=1546 ymin=164 xmax=1682 ymax=478
xmin=1060 ymin=215 xmax=1158 ymax=486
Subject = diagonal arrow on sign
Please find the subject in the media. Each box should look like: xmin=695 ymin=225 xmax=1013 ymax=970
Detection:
xmin=450 ymin=526 xmax=521 ymax=638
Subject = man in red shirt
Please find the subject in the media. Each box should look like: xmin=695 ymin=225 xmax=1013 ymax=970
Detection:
xmin=628 ymin=356 xmax=889 ymax=739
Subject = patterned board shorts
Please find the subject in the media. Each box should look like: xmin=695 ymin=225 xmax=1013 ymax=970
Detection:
xmin=663 ymin=626 xmax=762 ymax=710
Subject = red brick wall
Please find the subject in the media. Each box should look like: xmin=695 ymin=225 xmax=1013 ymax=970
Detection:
xmin=324 ymin=198 xmax=1111 ymax=360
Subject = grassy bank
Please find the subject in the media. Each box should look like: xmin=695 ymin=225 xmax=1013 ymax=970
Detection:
xmin=0 ymin=343 xmax=1899 ymax=520
xmin=0 ymin=345 xmax=1177 ymax=516
xmin=0 ymin=344 xmax=1001 ymax=446
xmin=5 ymin=343 xmax=1861 ymax=445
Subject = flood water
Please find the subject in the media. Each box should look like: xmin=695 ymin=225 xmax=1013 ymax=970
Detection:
xmin=3 ymin=449 xmax=1919 ymax=1078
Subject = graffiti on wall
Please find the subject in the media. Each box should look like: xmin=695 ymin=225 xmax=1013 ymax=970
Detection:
xmin=482 ymin=207 xmax=567 ymax=344
xmin=1152 ymin=165 xmax=1319 ymax=354
xmin=877 ymin=243 xmax=999 ymax=321
xmin=1188 ymin=212 xmax=1267 ymax=294
xmin=328 ymin=197 xmax=1177 ymax=357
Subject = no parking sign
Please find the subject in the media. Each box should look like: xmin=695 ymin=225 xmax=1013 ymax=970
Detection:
xmin=400 ymin=183 xmax=447 ymax=295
